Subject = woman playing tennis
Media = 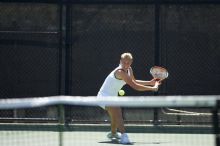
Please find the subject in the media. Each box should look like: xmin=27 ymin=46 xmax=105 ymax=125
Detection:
xmin=97 ymin=52 xmax=160 ymax=144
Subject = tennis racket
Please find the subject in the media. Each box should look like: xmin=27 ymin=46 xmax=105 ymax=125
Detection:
xmin=150 ymin=66 xmax=168 ymax=82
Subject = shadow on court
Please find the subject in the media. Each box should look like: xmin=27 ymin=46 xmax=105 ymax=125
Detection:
xmin=98 ymin=141 xmax=171 ymax=145
xmin=99 ymin=141 xmax=134 ymax=145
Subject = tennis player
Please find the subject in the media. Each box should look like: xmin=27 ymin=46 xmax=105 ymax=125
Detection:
xmin=97 ymin=52 xmax=160 ymax=144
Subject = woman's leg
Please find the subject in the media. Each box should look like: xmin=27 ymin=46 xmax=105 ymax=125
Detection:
xmin=106 ymin=107 xmax=125 ymax=134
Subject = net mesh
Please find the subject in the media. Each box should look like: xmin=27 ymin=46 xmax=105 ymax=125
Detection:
xmin=0 ymin=96 xmax=219 ymax=146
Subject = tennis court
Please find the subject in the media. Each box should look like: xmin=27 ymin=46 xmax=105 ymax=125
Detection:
xmin=0 ymin=124 xmax=215 ymax=146
xmin=72 ymin=132 xmax=214 ymax=146
xmin=0 ymin=96 xmax=219 ymax=146
xmin=0 ymin=1 xmax=220 ymax=146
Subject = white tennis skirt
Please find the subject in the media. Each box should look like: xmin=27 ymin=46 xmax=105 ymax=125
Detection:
xmin=97 ymin=92 xmax=114 ymax=110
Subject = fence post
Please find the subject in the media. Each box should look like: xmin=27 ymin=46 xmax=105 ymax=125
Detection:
xmin=58 ymin=104 xmax=65 ymax=146
xmin=153 ymin=0 xmax=161 ymax=125
xmin=213 ymin=100 xmax=220 ymax=146
xmin=65 ymin=3 xmax=72 ymax=96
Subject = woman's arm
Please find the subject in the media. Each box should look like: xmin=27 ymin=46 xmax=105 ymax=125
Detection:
xmin=135 ymin=80 xmax=154 ymax=86
xmin=116 ymin=69 xmax=159 ymax=92
xmin=129 ymin=67 xmax=156 ymax=86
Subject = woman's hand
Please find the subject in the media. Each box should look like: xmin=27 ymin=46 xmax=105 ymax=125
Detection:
xmin=153 ymin=81 xmax=160 ymax=92
xmin=150 ymin=78 xmax=162 ymax=86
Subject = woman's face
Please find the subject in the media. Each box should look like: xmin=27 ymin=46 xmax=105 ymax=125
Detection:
xmin=120 ymin=58 xmax=133 ymax=70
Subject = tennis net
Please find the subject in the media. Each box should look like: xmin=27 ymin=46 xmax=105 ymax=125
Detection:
xmin=0 ymin=95 xmax=219 ymax=146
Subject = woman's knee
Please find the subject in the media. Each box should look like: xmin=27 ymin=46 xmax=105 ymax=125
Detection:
xmin=109 ymin=108 xmax=123 ymax=119
xmin=107 ymin=107 xmax=121 ymax=114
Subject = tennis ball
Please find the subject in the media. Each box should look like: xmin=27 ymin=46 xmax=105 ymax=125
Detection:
xmin=118 ymin=89 xmax=125 ymax=96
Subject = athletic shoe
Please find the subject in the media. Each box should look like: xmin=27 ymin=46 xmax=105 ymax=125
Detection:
xmin=107 ymin=132 xmax=122 ymax=139
xmin=120 ymin=133 xmax=131 ymax=144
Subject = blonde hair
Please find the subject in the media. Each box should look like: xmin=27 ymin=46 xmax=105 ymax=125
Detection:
xmin=121 ymin=52 xmax=133 ymax=60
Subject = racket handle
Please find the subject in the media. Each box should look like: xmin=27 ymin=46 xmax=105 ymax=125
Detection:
xmin=155 ymin=78 xmax=160 ymax=81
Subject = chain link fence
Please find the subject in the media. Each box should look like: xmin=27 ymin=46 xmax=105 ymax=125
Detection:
xmin=0 ymin=3 xmax=61 ymax=122
xmin=0 ymin=0 xmax=219 ymax=124
xmin=160 ymin=4 xmax=220 ymax=95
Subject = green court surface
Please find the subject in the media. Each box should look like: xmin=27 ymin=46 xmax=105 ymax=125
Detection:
xmin=0 ymin=124 xmax=215 ymax=146
xmin=66 ymin=131 xmax=214 ymax=146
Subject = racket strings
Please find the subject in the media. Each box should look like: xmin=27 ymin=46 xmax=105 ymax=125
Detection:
xmin=150 ymin=66 xmax=168 ymax=79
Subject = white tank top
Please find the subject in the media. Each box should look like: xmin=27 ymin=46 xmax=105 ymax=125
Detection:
xmin=98 ymin=65 xmax=131 ymax=96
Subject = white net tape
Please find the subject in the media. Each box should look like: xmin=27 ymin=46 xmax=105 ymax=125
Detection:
xmin=0 ymin=96 xmax=218 ymax=110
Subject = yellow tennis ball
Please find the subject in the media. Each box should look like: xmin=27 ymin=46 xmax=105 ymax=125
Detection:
xmin=118 ymin=89 xmax=125 ymax=96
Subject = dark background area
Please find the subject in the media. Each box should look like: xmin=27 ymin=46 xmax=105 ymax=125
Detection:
xmin=0 ymin=0 xmax=219 ymax=124
xmin=0 ymin=1 xmax=219 ymax=98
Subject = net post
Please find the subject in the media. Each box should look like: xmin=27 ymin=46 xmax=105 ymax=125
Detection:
xmin=213 ymin=100 xmax=220 ymax=146
xmin=58 ymin=104 xmax=65 ymax=146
